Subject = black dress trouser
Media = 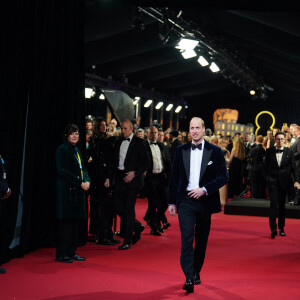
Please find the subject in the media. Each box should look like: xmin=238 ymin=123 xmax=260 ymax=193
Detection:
xmin=178 ymin=195 xmax=211 ymax=279
xmin=56 ymin=219 xmax=79 ymax=258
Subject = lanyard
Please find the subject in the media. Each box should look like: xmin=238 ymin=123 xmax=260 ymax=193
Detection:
xmin=75 ymin=149 xmax=83 ymax=180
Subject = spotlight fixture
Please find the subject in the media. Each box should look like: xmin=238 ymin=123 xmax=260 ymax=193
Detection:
xmin=250 ymin=90 xmax=256 ymax=95
xmin=209 ymin=62 xmax=220 ymax=73
xmin=85 ymin=87 xmax=94 ymax=99
xmin=144 ymin=99 xmax=153 ymax=108
xmin=166 ymin=104 xmax=173 ymax=111
xmin=176 ymin=38 xmax=199 ymax=50
xmin=198 ymin=56 xmax=209 ymax=66
xmin=175 ymin=106 xmax=182 ymax=113
xmin=99 ymin=93 xmax=105 ymax=100
xmin=134 ymin=96 xmax=141 ymax=100
xmin=181 ymin=49 xmax=197 ymax=59
xmin=155 ymin=102 xmax=164 ymax=109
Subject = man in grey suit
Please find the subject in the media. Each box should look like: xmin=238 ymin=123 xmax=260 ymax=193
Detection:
xmin=168 ymin=117 xmax=228 ymax=293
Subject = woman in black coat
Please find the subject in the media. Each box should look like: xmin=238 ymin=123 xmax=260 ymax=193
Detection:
xmin=56 ymin=124 xmax=90 ymax=263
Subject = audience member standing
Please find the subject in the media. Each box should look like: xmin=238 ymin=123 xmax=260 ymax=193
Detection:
xmin=290 ymin=125 xmax=300 ymax=205
xmin=145 ymin=126 xmax=172 ymax=236
xmin=247 ymin=135 xmax=266 ymax=198
xmin=56 ymin=124 xmax=90 ymax=263
xmin=228 ymin=137 xmax=245 ymax=199
xmin=111 ymin=120 xmax=150 ymax=250
xmin=265 ymin=131 xmax=299 ymax=238
xmin=169 ymin=130 xmax=180 ymax=163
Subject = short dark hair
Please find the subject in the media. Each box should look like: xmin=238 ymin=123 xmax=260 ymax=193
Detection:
xmin=275 ymin=131 xmax=285 ymax=139
xmin=64 ymin=124 xmax=79 ymax=140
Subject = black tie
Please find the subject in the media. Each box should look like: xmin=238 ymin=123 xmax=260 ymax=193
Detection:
xmin=123 ymin=137 xmax=130 ymax=142
xmin=191 ymin=143 xmax=202 ymax=150
xmin=150 ymin=142 xmax=157 ymax=145
xmin=276 ymin=149 xmax=283 ymax=153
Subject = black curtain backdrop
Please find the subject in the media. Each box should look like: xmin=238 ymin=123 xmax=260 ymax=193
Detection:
xmin=1 ymin=0 xmax=86 ymax=264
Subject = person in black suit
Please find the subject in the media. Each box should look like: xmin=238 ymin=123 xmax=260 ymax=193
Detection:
xmin=247 ymin=135 xmax=266 ymax=198
xmin=264 ymin=131 xmax=300 ymax=239
xmin=290 ymin=125 xmax=300 ymax=205
xmin=145 ymin=126 xmax=172 ymax=236
xmin=0 ymin=155 xmax=11 ymax=274
xmin=111 ymin=119 xmax=150 ymax=250
xmin=169 ymin=130 xmax=181 ymax=163
xmin=168 ymin=117 xmax=228 ymax=293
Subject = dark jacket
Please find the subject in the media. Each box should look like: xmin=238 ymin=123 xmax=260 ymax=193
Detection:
xmin=112 ymin=135 xmax=150 ymax=189
xmin=291 ymin=136 xmax=300 ymax=167
xmin=0 ymin=156 xmax=8 ymax=198
xmin=264 ymin=146 xmax=299 ymax=189
xmin=56 ymin=142 xmax=90 ymax=219
xmin=247 ymin=144 xmax=265 ymax=171
xmin=168 ymin=141 xmax=228 ymax=214
xmin=170 ymin=138 xmax=181 ymax=163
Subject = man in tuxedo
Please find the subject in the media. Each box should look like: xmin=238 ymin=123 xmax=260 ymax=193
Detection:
xmin=290 ymin=125 xmax=300 ymax=205
xmin=145 ymin=126 xmax=172 ymax=236
xmin=0 ymin=155 xmax=12 ymax=274
xmin=169 ymin=130 xmax=181 ymax=163
xmin=265 ymin=131 xmax=299 ymax=238
xmin=111 ymin=120 xmax=150 ymax=250
xmin=168 ymin=117 xmax=228 ymax=293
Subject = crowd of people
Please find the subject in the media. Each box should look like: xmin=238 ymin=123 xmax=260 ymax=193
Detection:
xmin=54 ymin=117 xmax=300 ymax=265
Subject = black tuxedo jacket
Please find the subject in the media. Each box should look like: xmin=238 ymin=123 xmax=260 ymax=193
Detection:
xmin=145 ymin=141 xmax=172 ymax=179
xmin=168 ymin=141 xmax=228 ymax=214
xmin=112 ymin=135 xmax=150 ymax=189
xmin=248 ymin=144 xmax=265 ymax=171
xmin=170 ymin=138 xmax=181 ymax=163
xmin=264 ymin=147 xmax=299 ymax=189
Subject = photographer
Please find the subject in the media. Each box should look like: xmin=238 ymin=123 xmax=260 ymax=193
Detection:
xmin=0 ymin=155 xmax=11 ymax=274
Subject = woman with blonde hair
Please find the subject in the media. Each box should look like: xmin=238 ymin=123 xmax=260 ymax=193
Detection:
xmin=228 ymin=137 xmax=245 ymax=199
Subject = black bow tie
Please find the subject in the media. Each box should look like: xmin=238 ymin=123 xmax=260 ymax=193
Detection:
xmin=150 ymin=142 xmax=157 ymax=145
xmin=275 ymin=149 xmax=283 ymax=153
xmin=191 ymin=143 xmax=202 ymax=150
xmin=123 ymin=137 xmax=130 ymax=142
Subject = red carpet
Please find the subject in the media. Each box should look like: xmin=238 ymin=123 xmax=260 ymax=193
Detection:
xmin=1 ymin=198 xmax=300 ymax=300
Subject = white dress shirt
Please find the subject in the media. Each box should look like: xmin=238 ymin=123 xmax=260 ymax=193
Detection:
xmin=275 ymin=147 xmax=284 ymax=167
xmin=118 ymin=133 xmax=134 ymax=170
xmin=149 ymin=141 xmax=164 ymax=174
xmin=186 ymin=140 xmax=205 ymax=191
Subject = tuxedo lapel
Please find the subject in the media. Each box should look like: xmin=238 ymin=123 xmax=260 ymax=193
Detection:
xmin=280 ymin=147 xmax=288 ymax=167
xmin=200 ymin=142 xmax=212 ymax=182
xmin=182 ymin=143 xmax=191 ymax=180
xmin=124 ymin=136 xmax=136 ymax=165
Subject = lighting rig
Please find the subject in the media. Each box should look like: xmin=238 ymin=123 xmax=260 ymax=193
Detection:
xmin=136 ymin=7 xmax=273 ymax=100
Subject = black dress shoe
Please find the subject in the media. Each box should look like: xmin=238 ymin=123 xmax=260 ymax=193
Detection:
xmin=56 ymin=256 xmax=73 ymax=263
xmin=119 ymin=244 xmax=130 ymax=250
xmin=98 ymin=238 xmax=115 ymax=245
xmin=271 ymin=230 xmax=277 ymax=239
xmin=183 ymin=278 xmax=194 ymax=293
xmin=132 ymin=233 xmax=141 ymax=245
xmin=110 ymin=237 xmax=121 ymax=244
xmin=150 ymin=229 xmax=161 ymax=236
xmin=193 ymin=274 xmax=201 ymax=285
xmin=157 ymin=227 xmax=164 ymax=233
xmin=279 ymin=230 xmax=286 ymax=236
xmin=163 ymin=222 xmax=171 ymax=229
xmin=0 ymin=267 xmax=6 ymax=274
xmin=72 ymin=254 xmax=86 ymax=261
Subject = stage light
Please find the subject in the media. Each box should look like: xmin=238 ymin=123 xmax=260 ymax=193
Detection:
xmin=155 ymin=102 xmax=164 ymax=109
xmin=250 ymin=90 xmax=256 ymax=95
xmin=176 ymin=38 xmax=199 ymax=50
xmin=85 ymin=87 xmax=94 ymax=99
xmin=166 ymin=104 xmax=173 ymax=111
xmin=134 ymin=96 xmax=141 ymax=100
xmin=185 ymin=105 xmax=188 ymax=109
xmin=99 ymin=93 xmax=105 ymax=100
xmin=198 ymin=56 xmax=209 ymax=66
xmin=175 ymin=106 xmax=182 ymax=113
xmin=209 ymin=62 xmax=220 ymax=73
xmin=181 ymin=49 xmax=197 ymax=59
xmin=144 ymin=99 xmax=153 ymax=108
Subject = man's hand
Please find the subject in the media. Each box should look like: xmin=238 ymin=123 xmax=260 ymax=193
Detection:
xmin=295 ymin=182 xmax=300 ymax=190
xmin=168 ymin=204 xmax=176 ymax=215
xmin=188 ymin=188 xmax=205 ymax=199
xmin=104 ymin=179 xmax=110 ymax=188
xmin=3 ymin=188 xmax=11 ymax=199
xmin=124 ymin=171 xmax=135 ymax=183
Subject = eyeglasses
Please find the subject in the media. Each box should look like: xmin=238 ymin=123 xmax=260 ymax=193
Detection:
xmin=275 ymin=138 xmax=285 ymax=141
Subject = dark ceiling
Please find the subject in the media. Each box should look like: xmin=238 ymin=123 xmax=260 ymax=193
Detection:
xmin=85 ymin=2 xmax=300 ymax=104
